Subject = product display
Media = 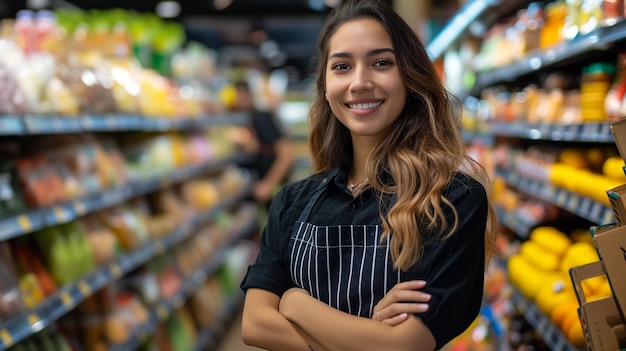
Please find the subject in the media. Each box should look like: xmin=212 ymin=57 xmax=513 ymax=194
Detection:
xmin=430 ymin=0 xmax=626 ymax=349
xmin=0 ymin=7 xmax=263 ymax=351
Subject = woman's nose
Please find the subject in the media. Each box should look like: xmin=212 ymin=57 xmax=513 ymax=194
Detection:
xmin=350 ymin=66 xmax=374 ymax=92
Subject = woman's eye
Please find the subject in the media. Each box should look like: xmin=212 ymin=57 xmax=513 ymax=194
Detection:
xmin=331 ymin=62 xmax=350 ymax=70
xmin=374 ymin=59 xmax=392 ymax=67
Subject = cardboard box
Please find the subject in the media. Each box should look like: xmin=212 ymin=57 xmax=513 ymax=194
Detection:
xmin=611 ymin=119 xmax=626 ymax=164
xmin=606 ymin=184 xmax=626 ymax=226
xmin=593 ymin=225 xmax=626 ymax=319
xmin=570 ymin=261 xmax=626 ymax=350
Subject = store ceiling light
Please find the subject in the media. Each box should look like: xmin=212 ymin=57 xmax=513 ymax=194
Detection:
xmin=26 ymin=0 xmax=50 ymax=9
xmin=156 ymin=1 xmax=181 ymax=18
xmin=213 ymin=0 xmax=233 ymax=11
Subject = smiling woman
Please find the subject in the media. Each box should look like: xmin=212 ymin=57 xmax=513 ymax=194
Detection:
xmin=239 ymin=0 xmax=498 ymax=350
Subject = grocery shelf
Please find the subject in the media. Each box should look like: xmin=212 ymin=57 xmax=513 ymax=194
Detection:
xmin=426 ymin=0 xmax=534 ymax=60
xmin=0 ymin=154 xmax=251 ymax=241
xmin=427 ymin=0 xmax=496 ymax=60
xmin=0 ymin=116 xmax=24 ymax=135
xmin=0 ymin=113 xmax=250 ymax=135
xmin=487 ymin=121 xmax=614 ymax=143
xmin=461 ymin=130 xmax=495 ymax=146
xmin=511 ymin=288 xmax=582 ymax=351
xmin=193 ymin=291 xmax=245 ymax=351
xmin=494 ymin=205 xmax=537 ymax=238
xmin=472 ymin=19 xmax=626 ymax=94
xmin=0 ymin=184 xmax=252 ymax=351
xmin=108 ymin=210 xmax=257 ymax=351
xmin=498 ymin=170 xmax=614 ymax=225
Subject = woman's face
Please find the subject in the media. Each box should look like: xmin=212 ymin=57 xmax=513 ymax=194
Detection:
xmin=325 ymin=18 xmax=407 ymax=143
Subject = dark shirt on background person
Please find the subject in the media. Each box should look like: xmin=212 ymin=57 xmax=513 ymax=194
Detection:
xmin=232 ymin=80 xmax=295 ymax=209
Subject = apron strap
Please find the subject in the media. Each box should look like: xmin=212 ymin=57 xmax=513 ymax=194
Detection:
xmin=296 ymin=168 xmax=340 ymax=224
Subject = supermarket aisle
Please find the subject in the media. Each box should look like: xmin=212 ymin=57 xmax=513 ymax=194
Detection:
xmin=216 ymin=308 xmax=263 ymax=351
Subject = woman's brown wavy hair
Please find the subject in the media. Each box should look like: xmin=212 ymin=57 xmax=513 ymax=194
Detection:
xmin=308 ymin=0 xmax=498 ymax=271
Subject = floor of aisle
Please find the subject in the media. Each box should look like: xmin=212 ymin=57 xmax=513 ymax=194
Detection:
xmin=216 ymin=308 xmax=263 ymax=351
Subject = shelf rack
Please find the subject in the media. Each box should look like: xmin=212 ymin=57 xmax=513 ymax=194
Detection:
xmin=0 ymin=168 xmax=254 ymax=350
xmin=511 ymin=288 xmax=582 ymax=351
xmin=0 ymin=113 xmax=249 ymax=136
xmin=0 ymin=154 xmax=252 ymax=242
xmin=107 ymin=208 xmax=257 ymax=351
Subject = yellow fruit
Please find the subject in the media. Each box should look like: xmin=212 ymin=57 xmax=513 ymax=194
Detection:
xmin=520 ymin=240 xmax=560 ymax=271
xmin=530 ymin=226 xmax=571 ymax=257
xmin=566 ymin=315 xmax=586 ymax=347
xmin=602 ymin=156 xmax=626 ymax=180
xmin=219 ymin=84 xmax=237 ymax=109
xmin=535 ymin=278 xmax=576 ymax=315
xmin=508 ymin=255 xmax=562 ymax=299
xmin=559 ymin=148 xmax=588 ymax=169
xmin=560 ymin=242 xmax=600 ymax=275
xmin=590 ymin=277 xmax=613 ymax=299
xmin=561 ymin=308 xmax=581 ymax=334
xmin=586 ymin=147 xmax=607 ymax=171
xmin=550 ymin=297 xmax=579 ymax=326
xmin=549 ymin=163 xmax=578 ymax=188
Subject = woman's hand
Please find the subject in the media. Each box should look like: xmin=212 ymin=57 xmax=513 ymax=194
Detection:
xmin=372 ymin=280 xmax=431 ymax=326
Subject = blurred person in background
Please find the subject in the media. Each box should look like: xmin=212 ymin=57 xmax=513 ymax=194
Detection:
xmin=231 ymin=79 xmax=295 ymax=209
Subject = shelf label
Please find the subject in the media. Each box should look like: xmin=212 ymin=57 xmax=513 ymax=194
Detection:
xmin=18 ymin=215 xmax=33 ymax=232
xmin=568 ymin=195 xmax=580 ymax=212
xmin=0 ymin=329 xmax=12 ymax=347
xmin=79 ymin=281 xmax=92 ymax=296
xmin=579 ymin=198 xmax=591 ymax=214
xmin=603 ymin=208 xmax=615 ymax=224
xmin=110 ymin=263 xmax=122 ymax=278
xmin=54 ymin=206 xmax=69 ymax=222
xmin=0 ymin=116 xmax=23 ymax=135
xmin=74 ymin=200 xmax=87 ymax=215
xmin=27 ymin=314 xmax=41 ymax=330
xmin=590 ymin=202 xmax=602 ymax=222
xmin=61 ymin=292 xmax=74 ymax=309
xmin=556 ymin=190 xmax=568 ymax=206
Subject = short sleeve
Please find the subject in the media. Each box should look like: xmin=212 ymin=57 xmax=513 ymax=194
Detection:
xmin=252 ymin=111 xmax=283 ymax=146
xmin=404 ymin=175 xmax=488 ymax=349
xmin=240 ymin=186 xmax=296 ymax=297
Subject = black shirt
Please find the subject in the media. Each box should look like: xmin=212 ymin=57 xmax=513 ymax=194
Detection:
xmin=248 ymin=110 xmax=283 ymax=179
xmin=240 ymin=167 xmax=487 ymax=349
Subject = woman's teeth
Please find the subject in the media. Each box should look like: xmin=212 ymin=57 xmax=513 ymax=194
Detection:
xmin=348 ymin=101 xmax=382 ymax=110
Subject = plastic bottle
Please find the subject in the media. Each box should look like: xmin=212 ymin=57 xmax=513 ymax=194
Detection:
xmin=14 ymin=9 xmax=35 ymax=54
xmin=34 ymin=9 xmax=57 ymax=53
xmin=581 ymin=62 xmax=616 ymax=121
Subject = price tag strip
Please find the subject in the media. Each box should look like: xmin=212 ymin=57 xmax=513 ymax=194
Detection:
xmin=0 ymin=212 xmax=43 ymax=241
xmin=0 ymin=115 xmax=24 ymax=135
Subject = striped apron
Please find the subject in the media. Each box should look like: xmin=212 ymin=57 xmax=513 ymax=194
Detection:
xmin=288 ymin=176 xmax=401 ymax=318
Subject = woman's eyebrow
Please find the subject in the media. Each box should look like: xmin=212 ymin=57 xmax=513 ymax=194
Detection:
xmin=329 ymin=47 xmax=395 ymax=59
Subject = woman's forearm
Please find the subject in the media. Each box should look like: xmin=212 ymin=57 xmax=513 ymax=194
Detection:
xmin=241 ymin=289 xmax=329 ymax=351
xmin=279 ymin=289 xmax=436 ymax=351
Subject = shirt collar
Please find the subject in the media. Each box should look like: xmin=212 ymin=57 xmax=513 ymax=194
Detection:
xmin=332 ymin=167 xmax=349 ymax=189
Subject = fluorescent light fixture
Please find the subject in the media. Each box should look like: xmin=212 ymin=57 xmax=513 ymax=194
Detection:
xmin=156 ymin=1 xmax=181 ymax=18
xmin=26 ymin=0 xmax=50 ymax=9
xmin=214 ymin=0 xmax=233 ymax=11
